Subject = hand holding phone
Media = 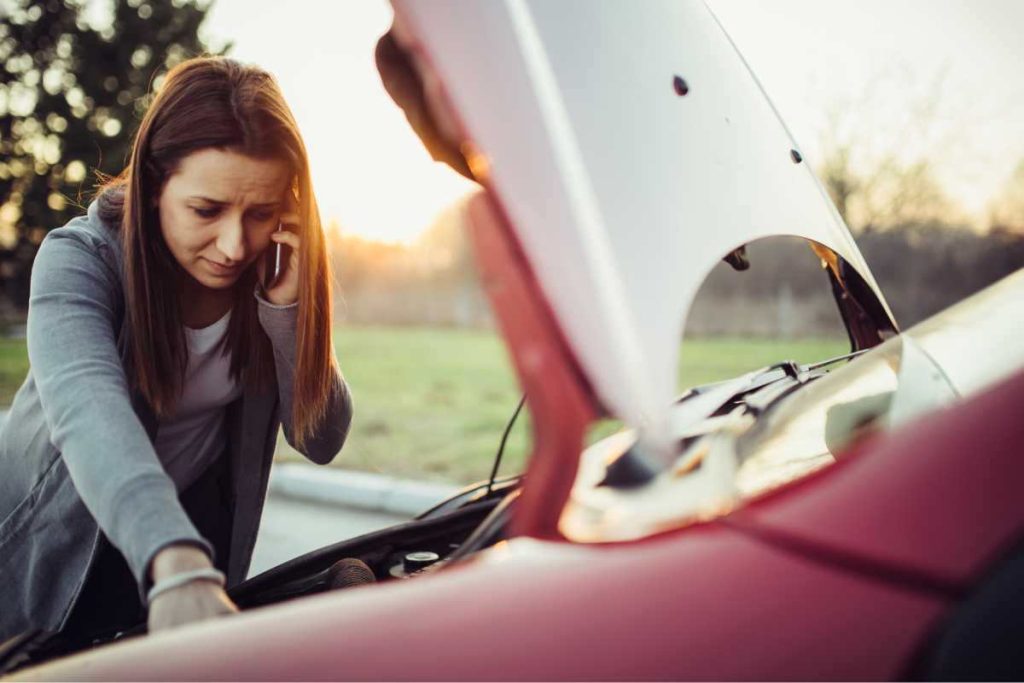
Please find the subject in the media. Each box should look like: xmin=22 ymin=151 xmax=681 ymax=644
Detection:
xmin=259 ymin=191 xmax=301 ymax=306
xmin=262 ymin=221 xmax=284 ymax=291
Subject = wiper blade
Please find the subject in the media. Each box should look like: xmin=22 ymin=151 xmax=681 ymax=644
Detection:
xmin=802 ymin=348 xmax=870 ymax=372
xmin=742 ymin=350 xmax=871 ymax=416
xmin=607 ymin=352 xmax=871 ymax=489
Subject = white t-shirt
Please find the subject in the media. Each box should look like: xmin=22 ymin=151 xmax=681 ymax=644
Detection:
xmin=154 ymin=310 xmax=243 ymax=492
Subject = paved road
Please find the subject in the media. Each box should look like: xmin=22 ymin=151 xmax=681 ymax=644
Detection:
xmin=249 ymin=494 xmax=409 ymax=576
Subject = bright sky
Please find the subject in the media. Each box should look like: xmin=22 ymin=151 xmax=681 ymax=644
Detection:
xmin=202 ymin=0 xmax=1024 ymax=242
xmin=202 ymin=0 xmax=474 ymax=244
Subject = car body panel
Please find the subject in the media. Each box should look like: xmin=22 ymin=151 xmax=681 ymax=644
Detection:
xmin=24 ymin=523 xmax=944 ymax=681
xmin=394 ymin=0 xmax=894 ymax=457
xmin=464 ymin=193 xmax=599 ymax=538
xmin=899 ymin=269 xmax=1024 ymax=397
xmin=731 ymin=362 xmax=1024 ymax=590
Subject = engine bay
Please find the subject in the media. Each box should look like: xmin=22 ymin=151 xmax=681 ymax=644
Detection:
xmin=0 ymin=480 xmax=518 ymax=675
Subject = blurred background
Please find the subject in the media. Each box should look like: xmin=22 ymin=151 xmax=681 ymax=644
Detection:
xmin=1 ymin=0 xmax=1022 ymax=486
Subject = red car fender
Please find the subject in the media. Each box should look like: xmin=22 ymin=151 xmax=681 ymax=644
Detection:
xmin=27 ymin=521 xmax=944 ymax=681
xmin=730 ymin=367 xmax=1024 ymax=592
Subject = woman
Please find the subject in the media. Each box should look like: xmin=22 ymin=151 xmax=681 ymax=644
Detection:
xmin=0 ymin=57 xmax=353 ymax=643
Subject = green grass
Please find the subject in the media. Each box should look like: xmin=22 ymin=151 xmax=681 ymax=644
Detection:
xmin=289 ymin=326 xmax=530 ymax=484
xmin=0 ymin=327 xmax=846 ymax=485
xmin=275 ymin=328 xmax=847 ymax=484
xmin=0 ymin=337 xmax=31 ymax=405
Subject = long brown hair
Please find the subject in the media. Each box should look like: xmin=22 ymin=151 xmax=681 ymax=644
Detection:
xmin=97 ymin=57 xmax=336 ymax=449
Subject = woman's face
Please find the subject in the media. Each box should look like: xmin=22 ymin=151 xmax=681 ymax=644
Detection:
xmin=157 ymin=148 xmax=291 ymax=291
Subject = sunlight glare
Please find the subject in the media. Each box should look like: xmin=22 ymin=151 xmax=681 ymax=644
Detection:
xmin=202 ymin=0 xmax=477 ymax=244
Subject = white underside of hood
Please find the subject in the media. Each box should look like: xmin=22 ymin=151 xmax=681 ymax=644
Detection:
xmin=395 ymin=0 xmax=891 ymax=460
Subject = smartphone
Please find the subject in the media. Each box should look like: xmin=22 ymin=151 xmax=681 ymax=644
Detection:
xmin=263 ymin=185 xmax=297 ymax=290
xmin=263 ymin=221 xmax=283 ymax=290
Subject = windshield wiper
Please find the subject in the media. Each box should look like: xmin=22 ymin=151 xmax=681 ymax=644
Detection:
xmin=741 ymin=350 xmax=871 ymax=416
xmin=803 ymin=348 xmax=870 ymax=372
xmin=599 ymin=351 xmax=873 ymax=491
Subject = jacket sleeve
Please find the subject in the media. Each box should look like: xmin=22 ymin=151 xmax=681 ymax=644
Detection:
xmin=255 ymin=292 xmax=353 ymax=465
xmin=27 ymin=229 xmax=212 ymax=592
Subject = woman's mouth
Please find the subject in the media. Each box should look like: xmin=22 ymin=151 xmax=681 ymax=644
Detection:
xmin=203 ymin=257 xmax=242 ymax=276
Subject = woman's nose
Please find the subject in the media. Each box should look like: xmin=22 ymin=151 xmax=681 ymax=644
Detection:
xmin=215 ymin=218 xmax=246 ymax=263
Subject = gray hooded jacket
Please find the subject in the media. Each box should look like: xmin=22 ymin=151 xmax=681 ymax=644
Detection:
xmin=0 ymin=201 xmax=353 ymax=640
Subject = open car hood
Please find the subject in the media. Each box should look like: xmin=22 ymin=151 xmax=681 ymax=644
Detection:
xmin=394 ymin=0 xmax=895 ymax=457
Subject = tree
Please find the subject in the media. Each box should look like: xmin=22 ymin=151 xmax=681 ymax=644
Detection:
xmin=814 ymin=67 xmax=965 ymax=232
xmin=0 ymin=0 xmax=223 ymax=308
xmin=989 ymin=160 xmax=1024 ymax=234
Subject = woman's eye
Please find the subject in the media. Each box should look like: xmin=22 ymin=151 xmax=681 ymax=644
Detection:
xmin=192 ymin=206 xmax=220 ymax=219
xmin=250 ymin=210 xmax=275 ymax=222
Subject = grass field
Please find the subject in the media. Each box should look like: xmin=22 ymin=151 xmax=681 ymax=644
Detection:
xmin=280 ymin=328 xmax=847 ymax=484
xmin=0 ymin=337 xmax=30 ymax=405
xmin=0 ymin=327 xmax=846 ymax=485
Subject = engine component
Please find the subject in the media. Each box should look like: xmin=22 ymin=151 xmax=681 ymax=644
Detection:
xmin=325 ymin=558 xmax=376 ymax=590
xmin=389 ymin=551 xmax=441 ymax=579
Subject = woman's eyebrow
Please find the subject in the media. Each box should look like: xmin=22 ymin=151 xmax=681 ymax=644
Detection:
xmin=187 ymin=196 xmax=280 ymax=209
xmin=188 ymin=195 xmax=227 ymax=205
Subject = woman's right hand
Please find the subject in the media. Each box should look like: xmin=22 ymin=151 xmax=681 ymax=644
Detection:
xmin=147 ymin=580 xmax=238 ymax=633
xmin=147 ymin=544 xmax=238 ymax=633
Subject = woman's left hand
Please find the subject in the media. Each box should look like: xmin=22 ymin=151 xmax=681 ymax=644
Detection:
xmin=258 ymin=206 xmax=302 ymax=306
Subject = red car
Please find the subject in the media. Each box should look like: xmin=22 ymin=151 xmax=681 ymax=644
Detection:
xmin=5 ymin=1 xmax=1023 ymax=679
